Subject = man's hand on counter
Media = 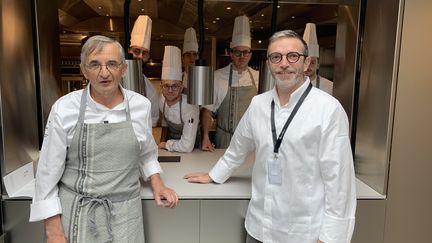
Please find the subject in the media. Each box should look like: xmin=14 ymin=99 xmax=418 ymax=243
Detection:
xmin=150 ymin=173 xmax=179 ymax=208
xmin=158 ymin=141 xmax=167 ymax=150
xmin=200 ymin=137 xmax=215 ymax=152
xmin=184 ymin=172 xmax=214 ymax=183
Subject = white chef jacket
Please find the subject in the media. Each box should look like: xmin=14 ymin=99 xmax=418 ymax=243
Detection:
xmin=29 ymin=86 xmax=162 ymax=222
xmin=209 ymin=79 xmax=356 ymax=243
xmin=311 ymin=75 xmax=333 ymax=95
xmin=160 ymin=94 xmax=200 ymax=153
xmin=143 ymin=74 xmax=160 ymax=127
xmin=203 ymin=63 xmax=259 ymax=112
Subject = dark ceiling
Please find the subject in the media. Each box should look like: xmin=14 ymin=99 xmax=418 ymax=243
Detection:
xmin=58 ymin=0 xmax=355 ymax=48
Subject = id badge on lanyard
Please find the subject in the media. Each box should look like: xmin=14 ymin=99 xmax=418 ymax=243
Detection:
xmin=268 ymin=154 xmax=282 ymax=185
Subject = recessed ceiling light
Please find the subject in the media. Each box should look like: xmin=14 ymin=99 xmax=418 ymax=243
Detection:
xmin=215 ymin=17 xmax=220 ymax=20
xmin=258 ymin=40 xmax=262 ymax=44
xmin=226 ymin=7 xmax=231 ymax=10
xmin=277 ymin=5 xmax=280 ymax=8
xmin=261 ymin=26 xmax=264 ymax=29
xmin=291 ymin=16 xmax=295 ymax=19
xmin=212 ymin=20 xmax=217 ymax=24
xmin=141 ymin=8 xmax=144 ymax=11
xmin=106 ymin=14 xmax=109 ymax=16
xmin=98 ymin=6 xmax=102 ymax=9
xmin=261 ymin=14 xmax=264 ymax=17
xmin=205 ymin=27 xmax=209 ymax=30
xmin=138 ymin=0 xmax=143 ymax=2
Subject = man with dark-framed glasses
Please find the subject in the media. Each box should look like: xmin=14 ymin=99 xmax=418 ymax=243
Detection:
xmin=201 ymin=15 xmax=259 ymax=151
xmin=186 ymin=30 xmax=356 ymax=243
xmin=158 ymin=46 xmax=200 ymax=153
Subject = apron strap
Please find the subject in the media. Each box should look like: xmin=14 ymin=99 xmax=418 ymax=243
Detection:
xmin=80 ymin=196 xmax=115 ymax=243
xmin=60 ymin=183 xmax=118 ymax=243
xmin=246 ymin=68 xmax=257 ymax=89
xmin=78 ymin=87 xmax=88 ymax=123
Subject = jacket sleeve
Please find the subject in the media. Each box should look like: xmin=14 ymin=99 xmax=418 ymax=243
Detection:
xmin=30 ymin=104 xmax=66 ymax=222
xmin=318 ymin=104 xmax=356 ymax=243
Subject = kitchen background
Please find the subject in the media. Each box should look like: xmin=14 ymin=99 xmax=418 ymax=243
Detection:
xmin=1 ymin=0 xmax=431 ymax=243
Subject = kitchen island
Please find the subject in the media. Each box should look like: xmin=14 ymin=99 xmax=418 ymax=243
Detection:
xmin=2 ymin=149 xmax=385 ymax=243
xmin=139 ymin=149 xmax=384 ymax=243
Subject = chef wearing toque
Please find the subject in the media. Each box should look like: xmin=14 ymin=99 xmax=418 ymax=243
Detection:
xmin=29 ymin=35 xmax=178 ymax=243
xmin=129 ymin=15 xmax=160 ymax=126
xmin=181 ymin=27 xmax=199 ymax=93
xmin=158 ymin=46 xmax=200 ymax=153
xmin=201 ymin=15 xmax=259 ymax=151
xmin=303 ymin=23 xmax=333 ymax=95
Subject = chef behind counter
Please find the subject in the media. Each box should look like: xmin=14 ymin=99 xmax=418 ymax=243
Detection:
xmin=158 ymin=45 xmax=200 ymax=153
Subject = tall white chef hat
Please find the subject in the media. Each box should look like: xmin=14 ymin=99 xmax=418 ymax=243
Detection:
xmin=162 ymin=46 xmax=182 ymax=81
xmin=230 ymin=15 xmax=251 ymax=49
xmin=183 ymin=27 xmax=199 ymax=54
xmin=303 ymin=23 xmax=319 ymax=57
xmin=130 ymin=15 xmax=152 ymax=50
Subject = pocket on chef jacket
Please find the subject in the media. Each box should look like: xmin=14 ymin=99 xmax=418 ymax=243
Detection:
xmin=283 ymin=216 xmax=312 ymax=235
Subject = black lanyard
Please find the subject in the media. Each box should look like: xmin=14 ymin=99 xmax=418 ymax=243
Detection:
xmin=271 ymin=83 xmax=312 ymax=155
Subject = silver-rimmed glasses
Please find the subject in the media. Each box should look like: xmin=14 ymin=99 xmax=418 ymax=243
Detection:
xmin=84 ymin=61 xmax=123 ymax=71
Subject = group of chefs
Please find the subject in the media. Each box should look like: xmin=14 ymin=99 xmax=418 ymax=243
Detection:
xmin=127 ymin=15 xmax=334 ymax=154
xmin=30 ymin=12 xmax=355 ymax=243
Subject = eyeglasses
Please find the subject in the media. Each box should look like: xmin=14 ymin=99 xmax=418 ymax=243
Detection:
xmin=85 ymin=61 xmax=123 ymax=71
xmin=232 ymin=49 xmax=251 ymax=57
xmin=130 ymin=47 xmax=150 ymax=58
xmin=161 ymin=84 xmax=181 ymax=91
xmin=267 ymin=52 xmax=307 ymax=64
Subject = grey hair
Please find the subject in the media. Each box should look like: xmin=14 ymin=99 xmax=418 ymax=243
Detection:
xmin=80 ymin=35 xmax=125 ymax=64
xmin=267 ymin=30 xmax=309 ymax=56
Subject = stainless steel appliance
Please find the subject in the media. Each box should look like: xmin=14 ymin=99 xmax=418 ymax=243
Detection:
xmin=0 ymin=0 xmax=60 ymax=242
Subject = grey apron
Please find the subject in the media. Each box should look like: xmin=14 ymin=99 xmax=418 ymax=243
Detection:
xmin=162 ymin=97 xmax=201 ymax=148
xmin=58 ymin=88 xmax=145 ymax=243
xmin=162 ymin=96 xmax=184 ymax=140
xmin=215 ymin=65 xmax=257 ymax=148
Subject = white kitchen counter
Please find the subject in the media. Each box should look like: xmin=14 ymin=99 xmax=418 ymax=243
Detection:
xmin=2 ymin=149 xmax=385 ymax=200
xmin=140 ymin=149 xmax=386 ymax=200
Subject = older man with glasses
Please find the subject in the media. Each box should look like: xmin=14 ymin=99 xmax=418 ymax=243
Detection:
xmin=201 ymin=15 xmax=259 ymax=151
xmin=30 ymin=35 xmax=178 ymax=243
xmin=158 ymin=46 xmax=200 ymax=153
xmin=186 ymin=30 xmax=356 ymax=243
